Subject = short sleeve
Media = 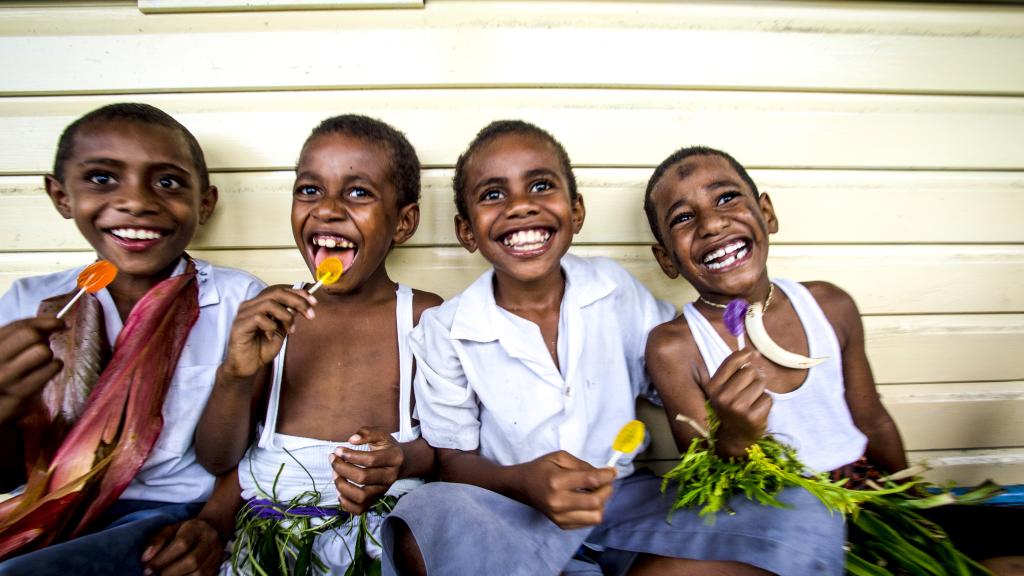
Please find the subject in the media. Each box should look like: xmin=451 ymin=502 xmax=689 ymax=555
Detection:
xmin=409 ymin=306 xmax=481 ymax=451
xmin=619 ymin=269 xmax=676 ymax=400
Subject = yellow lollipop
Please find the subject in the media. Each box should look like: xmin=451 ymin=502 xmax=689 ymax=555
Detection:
xmin=308 ymin=257 xmax=344 ymax=294
xmin=606 ymin=419 xmax=646 ymax=468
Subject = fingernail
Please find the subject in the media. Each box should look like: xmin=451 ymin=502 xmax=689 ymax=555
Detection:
xmin=143 ymin=569 xmax=153 ymax=576
xmin=348 ymin=434 xmax=361 ymax=443
xmin=306 ymin=309 xmax=316 ymax=320
xmin=334 ymin=447 xmax=345 ymax=458
xmin=309 ymin=296 xmax=318 ymax=305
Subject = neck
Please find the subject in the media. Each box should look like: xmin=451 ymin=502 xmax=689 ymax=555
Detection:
xmin=695 ymin=275 xmax=774 ymax=313
xmin=314 ymin=264 xmax=396 ymax=306
xmin=105 ymin=258 xmax=182 ymax=321
xmin=493 ymin=268 xmax=565 ymax=316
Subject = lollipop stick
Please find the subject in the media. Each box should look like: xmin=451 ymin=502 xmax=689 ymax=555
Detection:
xmin=55 ymin=288 xmax=86 ymax=319
xmin=605 ymin=450 xmax=624 ymax=468
xmin=307 ymin=280 xmax=325 ymax=295
xmin=737 ymin=334 xmax=745 ymax=350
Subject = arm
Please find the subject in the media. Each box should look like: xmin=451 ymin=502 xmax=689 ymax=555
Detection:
xmin=141 ymin=469 xmax=242 ymax=576
xmin=647 ymin=322 xmax=772 ymax=459
xmin=815 ymin=283 xmax=907 ymax=474
xmin=438 ymin=447 xmax=615 ymax=530
xmin=195 ymin=285 xmax=317 ymax=474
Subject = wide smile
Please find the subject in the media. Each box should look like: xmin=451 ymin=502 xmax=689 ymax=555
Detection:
xmin=308 ymin=232 xmax=358 ymax=274
xmin=700 ymin=238 xmax=752 ymax=272
xmin=498 ymin=227 xmax=554 ymax=256
xmin=105 ymin=226 xmax=169 ymax=252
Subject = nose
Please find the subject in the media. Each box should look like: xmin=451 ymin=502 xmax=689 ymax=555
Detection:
xmin=113 ymin=177 xmax=159 ymax=216
xmin=313 ymin=194 xmax=348 ymax=221
xmin=504 ymin=191 xmax=539 ymax=219
xmin=698 ymin=211 xmax=729 ymax=237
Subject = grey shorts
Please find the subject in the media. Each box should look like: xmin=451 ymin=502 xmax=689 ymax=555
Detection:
xmin=381 ymin=469 xmax=845 ymax=576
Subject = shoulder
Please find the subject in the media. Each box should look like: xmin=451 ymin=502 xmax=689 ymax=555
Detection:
xmin=800 ymin=280 xmax=862 ymax=343
xmin=0 ymin=268 xmax=80 ymax=323
xmin=198 ymin=260 xmax=266 ymax=295
xmin=414 ymin=292 xmax=462 ymax=334
xmin=646 ymin=315 xmax=696 ymax=365
xmin=411 ymin=289 xmax=444 ymax=326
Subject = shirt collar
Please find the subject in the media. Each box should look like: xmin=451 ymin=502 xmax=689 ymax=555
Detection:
xmin=449 ymin=253 xmax=616 ymax=343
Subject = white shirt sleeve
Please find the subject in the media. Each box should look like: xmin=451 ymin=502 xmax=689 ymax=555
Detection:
xmin=409 ymin=306 xmax=481 ymax=451
xmin=618 ymin=268 xmax=676 ymax=400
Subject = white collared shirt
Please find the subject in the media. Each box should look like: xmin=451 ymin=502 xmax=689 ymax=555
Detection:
xmin=0 ymin=257 xmax=264 ymax=503
xmin=410 ymin=254 xmax=675 ymax=475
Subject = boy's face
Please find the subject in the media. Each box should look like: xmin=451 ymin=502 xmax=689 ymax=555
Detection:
xmin=650 ymin=154 xmax=778 ymax=300
xmin=45 ymin=120 xmax=216 ymax=284
xmin=455 ymin=133 xmax=584 ymax=286
xmin=291 ymin=133 xmax=418 ymax=294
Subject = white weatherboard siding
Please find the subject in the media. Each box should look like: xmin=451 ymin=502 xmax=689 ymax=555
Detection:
xmin=1 ymin=0 xmax=1022 ymax=484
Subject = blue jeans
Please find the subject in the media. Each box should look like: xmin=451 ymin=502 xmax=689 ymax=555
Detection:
xmin=0 ymin=500 xmax=203 ymax=576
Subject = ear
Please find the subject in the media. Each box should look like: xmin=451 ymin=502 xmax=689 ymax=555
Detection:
xmin=44 ymin=175 xmax=73 ymax=220
xmin=757 ymin=192 xmax=779 ymax=234
xmin=454 ymin=213 xmax=477 ymax=253
xmin=198 ymin=185 xmax=219 ymax=225
xmin=651 ymin=243 xmax=680 ymax=279
xmin=392 ymin=202 xmax=420 ymax=246
xmin=570 ymin=193 xmax=586 ymax=234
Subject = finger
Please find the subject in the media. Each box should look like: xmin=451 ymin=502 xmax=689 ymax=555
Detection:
xmin=550 ymin=467 xmax=616 ymax=492
xmin=336 ymin=481 xmax=388 ymax=513
xmin=551 ymin=506 xmax=606 ymax=529
xmin=706 ymin=349 xmax=760 ymax=394
xmin=251 ymin=313 xmax=290 ymax=339
xmin=145 ymin=525 xmax=194 ymax=572
xmin=0 ymin=321 xmax=60 ymax=368
xmin=547 ymin=450 xmax=592 ymax=471
xmin=3 ymin=359 xmax=63 ymax=401
xmin=347 ymin=426 xmax=391 ymax=447
xmin=334 ymin=446 xmax=402 ymax=469
xmin=331 ymin=455 xmax=398 ymax=487
xmin=141 ymin=523 xmax=179 ymax=563
xmin=0 ymin=344 xmax=60 ymax=390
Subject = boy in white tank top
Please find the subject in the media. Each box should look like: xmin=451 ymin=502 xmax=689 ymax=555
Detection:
xmin=642 ymin=146 xmax=908 ymax=486
xmin=194 ymin=115 xmax=442 ymax=575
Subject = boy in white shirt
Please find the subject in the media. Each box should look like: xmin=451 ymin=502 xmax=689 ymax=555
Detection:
xmin=380 ymin=121 xmax=844 ymax=575
xmin=0 ymin=103 xmax=263 ymax=575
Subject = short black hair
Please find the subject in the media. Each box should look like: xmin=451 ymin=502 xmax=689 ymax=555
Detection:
xmin=303 ymin=114 xmax=421 ymax=208
xmin=53 ymin=103 xmax=209 ymax=192
xmin=644 ymin=146 xmax=760 ymax=245
xmin=452 ymin=120 xmax=578 ymax=220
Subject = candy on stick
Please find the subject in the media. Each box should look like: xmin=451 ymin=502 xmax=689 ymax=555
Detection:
xmin=308 ymin=257 xmax=343 ymax=294
xmin=723 ymin=299 xmax=748 ymax=350
xmin=56 ymin=260 xmax=117 ymax=319
xmin=605 ymin=419 xmax=646 ymax=468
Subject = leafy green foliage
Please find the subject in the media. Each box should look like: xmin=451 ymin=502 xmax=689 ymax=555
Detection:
xmin=661 ymin=407 xmax=1002 ymax=575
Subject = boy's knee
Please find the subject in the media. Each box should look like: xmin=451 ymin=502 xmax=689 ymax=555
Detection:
xmin=389 ymin=518 xmax=426 ymax=576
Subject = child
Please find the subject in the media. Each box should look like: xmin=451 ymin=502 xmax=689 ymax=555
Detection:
xmin=380 ymin=121 xmax=844 ymax=575
xmin=643 ymin=146 xmax=1024 ymax=574
xmin=642 ymin=146 xmax=906 ymax=485
xmin=0 ymin=103 xmax=264 ymax=575
xmin=195 ymin=115 xmax=440 ymax=575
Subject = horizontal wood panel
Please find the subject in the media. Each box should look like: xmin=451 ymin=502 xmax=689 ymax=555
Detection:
xmin=1 ymin=2 xmax=1022 ymax=95
xmin=2 ymin=241 xmax=1021 ymax=315
xmin=2 ymin=91 xmax=1024 ymax=174
xmin=637 ymin=386 xmax=1024 ymax=484
xmin=2 ymin=248 xmax=1023 ymax=385
xmin=7 ymin=169 xmax=1023 ymax=247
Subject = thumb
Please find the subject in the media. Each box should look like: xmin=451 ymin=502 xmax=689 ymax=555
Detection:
xmin=348 ymin=426 xmax=391 ymax=448
xmin=141 ymin=522 xmax=178 ymax=562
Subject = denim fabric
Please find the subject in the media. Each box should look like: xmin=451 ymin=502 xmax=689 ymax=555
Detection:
xmin=382 ymin=470 xmax=845 ymax=576
xmin=0 ymin=500 xmax=202 ymax=576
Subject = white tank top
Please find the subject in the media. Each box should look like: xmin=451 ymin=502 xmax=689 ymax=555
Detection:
xmin=682 ymin=278 xmax=866 ymax=472
xmin=238 ymin=283 xmax=421 ymax=503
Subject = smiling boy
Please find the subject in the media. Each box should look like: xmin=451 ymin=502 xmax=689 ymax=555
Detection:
xmin=0 ymin=103 xmax=264 ymax=575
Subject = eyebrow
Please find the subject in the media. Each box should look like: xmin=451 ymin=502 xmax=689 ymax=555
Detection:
xmin=663 ymin=198 xmax=690 ymax=227
xmin=706 ymin=178 xmax=743 ymax=191
xmin=79 ymin=158 xmax=192 ymax=176
xmin=471 ymin=176 xmax=508 ymax=194
xmin=523 ymin=167 xmax=560 ymax=181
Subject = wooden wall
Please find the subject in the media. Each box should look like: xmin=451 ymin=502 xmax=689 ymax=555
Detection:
xmin=1 ymin=0 xmax=1022 ymax=484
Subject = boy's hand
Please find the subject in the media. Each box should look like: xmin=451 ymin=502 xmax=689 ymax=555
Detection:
xmin=706 ymin=348 xmax=773 ymax=459
xmin=141 ymin=518 xmax=224 ymax=576
xmin=331 ymin=427 xmax=404 ymax=515
xmin=0 ymin=317 xmax=65 ymax=424
xmin=516 ymin=451 xmax=616 ymax=530
xmin=221 ymin=285 xmax=317 ymax=380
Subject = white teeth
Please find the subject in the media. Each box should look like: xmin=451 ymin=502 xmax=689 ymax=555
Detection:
xmin=502 ymin=229 xmax=551 ymax=250
xmin=111 ymin=228 xmax=162 ymax=240
xmin=703 ymin=240 xmax=746 ymax=264
xmin=705 ymin=247 xmax=748 ymax=271
xmin=313 ymin=235 xmax=354 ymax=249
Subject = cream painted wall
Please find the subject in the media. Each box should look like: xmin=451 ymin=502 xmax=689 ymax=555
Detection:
xmin=1 ymin=0 xmax=1022 ymax=483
